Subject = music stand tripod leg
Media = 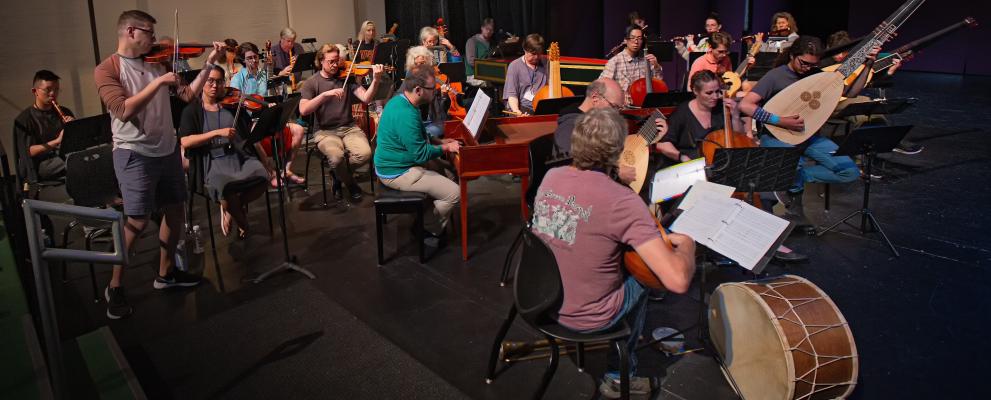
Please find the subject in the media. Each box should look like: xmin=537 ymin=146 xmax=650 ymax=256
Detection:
xmin=866 ymin=211 xmax=900 ymax=257
xmin=253 ymin=129 xmax=316 ymax=283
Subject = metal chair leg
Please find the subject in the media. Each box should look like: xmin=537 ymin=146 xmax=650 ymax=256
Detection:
xmin=533 ymin=334 xmax=560 ymax=400
xmin=375 ymin=212 xmax=385 ymax=265
xmin=416 ymin=207 xmax=425 ymax=263
xmin=576 ymin=342 xmax=585 ymax=372
xmin=84 ymin=233 xmax=99 ymax=302
xmin=60 ymin=220 xmax=80 ymax=283
xmin=616 ymin=340 xmax=630 ymax=400
xmin=486 ymin=305 xmax=518 ymax=383
xmin=264 ymin=190 xmax=274 ymax=235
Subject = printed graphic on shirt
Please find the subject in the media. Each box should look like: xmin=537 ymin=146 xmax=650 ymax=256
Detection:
xmin=532 ymin=189 xmax=592 ymax=245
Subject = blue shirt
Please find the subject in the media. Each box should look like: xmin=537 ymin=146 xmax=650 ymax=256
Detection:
xmin=230 ymin=68 xmax=268 ymax=96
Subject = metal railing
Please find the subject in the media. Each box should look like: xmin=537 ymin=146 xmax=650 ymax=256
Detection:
xmin=22 ymin=199 xmax=127 ymax=400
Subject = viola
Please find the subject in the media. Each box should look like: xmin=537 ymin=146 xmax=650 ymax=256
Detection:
xmin=143 ymin=43 xmax=213 ymax=64
xmin=220 ymin=87 xmax=265 ymax=112
xmin=434 ymin=66 xmax=466 ymax=118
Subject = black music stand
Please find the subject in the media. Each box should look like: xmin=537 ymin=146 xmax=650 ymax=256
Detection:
xmin=60 ymin=113 xmax=111 ymax=157
xmin=438 ymin=62 xmax=466 ymax=83
xmin=709 ymin=147 xmax=803 ymax=206
xmin=642 ymin=92 xmax=694 ymax=108
xmin=833 ymin=98 xmax=916 ymax=136
xmin=242 ymin=97 xmax=316 ymax=282
xmin=817 ymin=125 xmax=912 ymax=257
xmin=646 ymin=40 xmax=675 ymax=62
xmin=373 ymin=39 xmax=409 ymax=83
xmin=490 ymin=39 xmax=523 ymax=59
xmin=291 ymin=52 xmax=317 ymax=74
xmin=534 ymin=96 xmax=584 ymax=115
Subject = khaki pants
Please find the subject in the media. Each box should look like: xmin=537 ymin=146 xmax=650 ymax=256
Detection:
xmin=314 ymin=124 xmax=371 ymax=169
xmin=380 ymin=166 xmax=460 ymax=229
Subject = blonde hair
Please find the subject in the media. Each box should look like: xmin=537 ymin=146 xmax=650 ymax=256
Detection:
xmin=357 ymin=20 xmax=376 ymax=42
xmin=419 ymin=26 xmax=440 ymax=45
xmin=280 ymin=27 xmax=297 ymax=40
xmin=405 ymin=45 xmax=435 ymax=71
xmin=571 ymin=108 xmax=627 ymax=171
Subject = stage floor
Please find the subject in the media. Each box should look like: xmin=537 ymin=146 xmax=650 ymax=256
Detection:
xmin=51 ymin=71 xmax=991 ymax=399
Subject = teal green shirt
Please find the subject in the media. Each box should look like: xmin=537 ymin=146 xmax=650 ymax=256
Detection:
xmin=465 ymin=34 xmax=491 ymax=76
xmin=374 ymin=94 xmax=444 ymax=177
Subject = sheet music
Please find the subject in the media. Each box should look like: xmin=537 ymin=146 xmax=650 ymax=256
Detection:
xmin=678 ymin=180 xmax=736 ymax=211
xmin=670 ymin=197 xmax=789 ymax=270
xmin=462 ymin=89 xmax=490 ymax=139
xmin=650 ymin=158 xmax=707 ymax=204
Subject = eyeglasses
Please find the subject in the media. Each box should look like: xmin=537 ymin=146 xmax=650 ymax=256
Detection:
xmin=205 ymin=78 xmax=224 ymax=86
xmin=244 ymin=55 xmax=260 ymax=61
xmin=595 ymin=94 xmax=623 ymax=110
xmin=627 ymin=36 xmax=644 ymax=42
xmin=34 ymin=87 xmax=59 ymax=94
xmin=796 ymin=58 xmax=817 ymax=68
xmin=129 ymin=26 xmax=155 ymax=36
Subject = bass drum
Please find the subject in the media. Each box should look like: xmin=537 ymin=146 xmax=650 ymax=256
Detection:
xmin=708 ymin=275 xmax=858 ymax=399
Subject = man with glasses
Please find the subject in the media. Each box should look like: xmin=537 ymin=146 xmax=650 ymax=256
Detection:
xmin=94 ymin=9 xmax=223 ymax=319
xmin=374 ymin=65 xmax=461 ymax=245
xmin=298 ymin=44 xmax=384 ymax=201
xmin=600 ymin=25 xmax=664 ymax=106
xmin=553 ymin=78 xmax=665 ymax=187
xmin=739 ymin=36 xmax=877 ymax=262
xmin=13 ymin=70 xmax=74 ymax=186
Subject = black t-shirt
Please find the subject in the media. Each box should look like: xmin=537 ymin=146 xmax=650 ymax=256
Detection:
xmin=663 ymin=100 xmax=726 ymax=157
xmin=553 ymin=103 xmax=584 ymax=153
xmin=13 ymin=105 xmax=74 ymax=180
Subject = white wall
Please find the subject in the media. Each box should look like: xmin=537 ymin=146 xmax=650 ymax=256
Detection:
xmin=1 ymin=0 xmax=386 ymax=172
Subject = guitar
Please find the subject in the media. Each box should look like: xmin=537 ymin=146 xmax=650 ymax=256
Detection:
xmin=532 ymin=42 xmax=576 ymax=111
xmin=763 ymin=0 xmax=925 ymax=145
xmin=620 ymin=110 xmax=667 ymax=194
xmin=821 ymin=16 xmax=977 ymax=88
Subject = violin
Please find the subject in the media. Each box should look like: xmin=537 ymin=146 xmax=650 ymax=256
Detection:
xmin=143 ymin=43 xmax=213 ymax=64
xmin=220 ymin=87 xmax=265 ymax=112
xmin=336 ymin=60 xmax=394 ymax=79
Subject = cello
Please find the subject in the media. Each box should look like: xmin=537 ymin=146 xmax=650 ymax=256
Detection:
xmin=628 ymin=29 xmax=668 ymax=107
xmin=700 ymin=70 xmax=762 ymax=207
xmin=531 ymin=42 xmax=575 ymax=112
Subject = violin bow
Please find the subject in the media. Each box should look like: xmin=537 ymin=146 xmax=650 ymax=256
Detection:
xmin=172 ymin=9 xmax=179 ymax=74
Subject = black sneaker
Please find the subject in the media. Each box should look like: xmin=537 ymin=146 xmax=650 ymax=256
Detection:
xmin=153 ymin=269 xmax=202 ymax=289
xmin=105 ymin=286 xmax=133 ymax=319
xmin=347 ymin=184 xmax=363 ymax=201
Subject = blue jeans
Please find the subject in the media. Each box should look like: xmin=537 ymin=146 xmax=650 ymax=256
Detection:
xmin=582 ymin=275 xmax=648 ymax=377
xmin=761 ymin=134 xmax=860 ymax=193
xmin=424 ymin=120 xmax=444 ymax=138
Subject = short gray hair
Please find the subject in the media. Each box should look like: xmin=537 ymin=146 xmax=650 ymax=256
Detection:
xmin=571 ymin=108 xmax=626 ymax=171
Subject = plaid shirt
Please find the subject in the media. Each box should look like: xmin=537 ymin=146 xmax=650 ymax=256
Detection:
xmin=600 ymin=51 xmax=664 ymax=106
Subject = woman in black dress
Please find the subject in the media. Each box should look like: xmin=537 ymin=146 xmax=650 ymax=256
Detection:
xmin=656 ymin=70 xmax=745 ymax=166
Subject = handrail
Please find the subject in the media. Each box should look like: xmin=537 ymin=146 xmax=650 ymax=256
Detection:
xmin=22 ymin=199 xmax=127 ymax=400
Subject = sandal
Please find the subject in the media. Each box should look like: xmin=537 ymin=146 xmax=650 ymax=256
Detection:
xmin=219 ymin=204 xmax=232 ymax=236
xmin=285 ymin=172 xmax=306 ymax=185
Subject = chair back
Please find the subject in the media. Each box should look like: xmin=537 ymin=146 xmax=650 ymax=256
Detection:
xmin=524 ymin=134 xmax=557 ymax=212
xmin=514 ymin=229 xmax=564 ymax=327
xmin=65 ymin=144 xmax=117 ymax=208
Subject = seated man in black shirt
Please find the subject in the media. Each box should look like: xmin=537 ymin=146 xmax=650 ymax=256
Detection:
xmin=13 ymin=70 xmax=75 ymax=189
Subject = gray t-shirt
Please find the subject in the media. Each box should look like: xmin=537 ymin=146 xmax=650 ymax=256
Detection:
xmin=553 ymin=105 xmax=583 ymax=153
xmin=502 ymin=56 xmax=548 ymax=112
xmin=750 ymin=64 xmax=802 ymax=136
xmin=300 ymin=72 xmax=360 ymax=130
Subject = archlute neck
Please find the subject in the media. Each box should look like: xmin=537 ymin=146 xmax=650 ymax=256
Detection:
xmin=837 ymin=0 xmax=926 ymax=77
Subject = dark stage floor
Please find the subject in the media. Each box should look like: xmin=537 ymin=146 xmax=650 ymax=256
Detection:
xmin=51 ymin=71 xmax=991 ymax=399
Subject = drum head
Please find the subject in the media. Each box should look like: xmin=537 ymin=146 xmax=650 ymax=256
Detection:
xmin=709 ymin=282 xmax=794 ymax=400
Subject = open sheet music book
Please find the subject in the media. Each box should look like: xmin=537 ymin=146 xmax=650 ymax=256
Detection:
xmin=670 ymin=188 xmax=790 ymax=271
xmin=462 ymin=89 xmax=490 ymax=139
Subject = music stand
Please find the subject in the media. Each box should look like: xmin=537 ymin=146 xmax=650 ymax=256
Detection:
xmin=646 ymin=40 xmax=675 ymax=62
xmin=291 ymin=52 xmax=317 ymax=74
xmin=490 ymin=39 xmax=523 ymax=59
xmin=438 ymin=62 xmax=466 ymax=83
xmin=60 ymin=113 xmax=111 ymax=157
xmin=817 ymin=125 xmax=912 ymax=257
xmin=373 ymin=39 xmax=409 ymax=80
xmin=243 ymin=97 xmax=316 ymax=282
xmin=709 ymin=147 xmax=803 ymax=204
xmin=534 ymin=96 xmax=583 ymax=115
xmin=835 ymin=98 xmax=916 ymax=120
xmin=642 ymin=92 xmax=694 ymax=108
xmin=178 ymin=69 xmax=202 ymax=84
